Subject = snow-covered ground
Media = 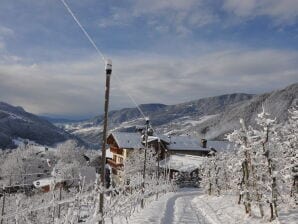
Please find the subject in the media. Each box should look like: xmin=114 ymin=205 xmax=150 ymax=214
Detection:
xmin=105 ymin=188 xmax=203 ymax=224
xmin=193 ymin=193 xmax=298 ymax=224
xmin=106 ymin=188 xmax=297 ymax=224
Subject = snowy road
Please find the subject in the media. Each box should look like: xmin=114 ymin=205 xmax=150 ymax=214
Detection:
xmin=106 ymin=188 xmax=297 ymax=224
xmin=122 ymin=188 xmax=210 ymax=224
xmin=160 ymin=188 xmax=209 ymax=224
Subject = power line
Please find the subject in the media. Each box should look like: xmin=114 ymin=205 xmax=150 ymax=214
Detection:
xmin=59 ymin=0 xmax=158 ymax=131
xmin=113 ymin=74 xmax=147 ymax=119
xmin=59 ymin=0 xmax=106 ymax=63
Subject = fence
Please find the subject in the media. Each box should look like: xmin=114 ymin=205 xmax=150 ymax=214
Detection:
xmin=0 ymin=173 xmax=175 ymax=224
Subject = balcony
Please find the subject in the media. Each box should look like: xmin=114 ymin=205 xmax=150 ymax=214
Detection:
xmin=110 ymin=146 xmax=123 ymax=155
xmin=107 ymin=158 xmax=123 ymax=170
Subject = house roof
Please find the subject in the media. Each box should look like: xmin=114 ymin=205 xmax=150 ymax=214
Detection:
xmin=108 ymin=132 xmax=231 ymax=152
xmin=109 ymin=132 xmax=144 ymax=149
xmin=207 ymin=141 xmax=235 ymax=151
xmin=165 ymin=135 xmax=210 ymax=152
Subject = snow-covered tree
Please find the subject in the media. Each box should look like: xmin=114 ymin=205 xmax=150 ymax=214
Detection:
xmin=225 ymin=106 xmax=297 ymax=220
xmin=279 ymin=104 xmax=298 ymax=204
xmin=123 ymin=147 xmax=156 ymax=185
xmin=0 ymin=144 xmax=35 ymax=186
xmin=227 ymin=118 xmax=255 ymax=215
xmin=52 ymin=140 xmax=88 ymax=181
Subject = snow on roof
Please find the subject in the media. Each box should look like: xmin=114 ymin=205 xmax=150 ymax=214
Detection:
xmin=146 ymin=136 xmax=159 ymax=143
xmin=207 ymin=141 xmax=235 ymax=151
xmin=111 ymin=132 xmax=144 ymax=149
xmin=109 ymin=132 xmax=231 ymax=152
xmin=160 ymin=154 xmax=206 ymax=172
xmin=165 ymin=135 xmax=210 ymax=151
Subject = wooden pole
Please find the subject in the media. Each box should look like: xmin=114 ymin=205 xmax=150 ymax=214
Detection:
xmin=1 ymin=190 xmax=5 ymax=224
xmin=157 ymin=138 xmax=160 ymax=179
xmin=58 ymin=186 xmax=62 ymax=219
xmin=156 ymin=138 xmax=161 ymax=200
xmin=141 ymin=118 xmax=149 ymax=208
xmin=99 ymin=59 xmax=112 ymax=224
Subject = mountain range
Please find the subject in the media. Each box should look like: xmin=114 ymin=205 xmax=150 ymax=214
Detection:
xmin=0 ymin=102 xmax=81 ymax=149
xmin=0 ymin=83 xmax=297 ymax=149
xmin=62 ymin=83 xmax=297 ymax=145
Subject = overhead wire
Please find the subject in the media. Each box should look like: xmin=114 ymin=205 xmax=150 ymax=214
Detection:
xmin=59 ymin=0 xmax=149 ymax=123
xmin=59 ymin=0 xmax=167 ymax=137
xmin=59 ymin=0 xmax=106 ymax=63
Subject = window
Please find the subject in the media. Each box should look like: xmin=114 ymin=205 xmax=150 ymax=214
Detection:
xmin=113 ymin=155 xmax=117 ymax=162
xmin=119 ymin=157 xmax=123 ymax=164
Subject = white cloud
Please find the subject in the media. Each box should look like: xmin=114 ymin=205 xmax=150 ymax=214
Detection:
xmin=98 ymin=0 xmax=298 ymax=32
xmin=223 ymin=0 xmax=298 ymax=25
xmin=131 ymin=0 xmax=198 ymax=15
xmin=1 ymin=48 xmax=297 ymax=117
xmin=0 ymin=26 xmax=14 ymax=37
xmin=0 ymin=26 xmax=14 ymax=51
xmin=98 ymin=0 xmax=217 ymax=34
xmin=0 ymin=41 xmax=5 ymax=50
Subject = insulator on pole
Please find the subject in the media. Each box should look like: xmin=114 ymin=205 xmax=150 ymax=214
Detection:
xmin=105 ymin=59 xmax=112 ymax=74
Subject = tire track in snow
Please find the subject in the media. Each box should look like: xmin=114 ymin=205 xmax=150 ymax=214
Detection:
xmin=161 ymin=188 xmax=210 ymax=224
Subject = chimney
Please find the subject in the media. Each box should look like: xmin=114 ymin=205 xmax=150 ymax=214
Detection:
xmin=201 ymin=139 xmax=207 ymax=148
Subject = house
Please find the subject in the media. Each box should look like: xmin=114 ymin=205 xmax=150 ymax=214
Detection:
xmin=106 ymin=132 xmax=169 ymax=183
xmin=107 ymin=132 xmax=143 ymax=173
xmin=106 ymin=132 xmax=217 ymax=174
xmin=106 ymin=130 xmax=234 ymax=185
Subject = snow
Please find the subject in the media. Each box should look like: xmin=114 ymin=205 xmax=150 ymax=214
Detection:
xmin=207 ymin=140 xmax=235 ymax=151
xmin=185 ymin=114 xmax=219 ymax=126
xmin=105 ymin=188 xmax=297 ymax=224
xmin=73 ymin=126 xmax=103 ymax=134
xmin=12 ymin=137 xmax=56 ymax=151
xmin=166 ymin=135 xmax=210 ymax=151
xmin=192 ymin=194 xmax=298 ymax=224
xmin=159 ymin=154 xmax=206 ymax=172
xmin=0 ymin=109 xmax=32 ymax=123
xmin=105 ymin=188 xmax=205 ymax=224
xmin=109 ymin=132 xmax=143 ymax=149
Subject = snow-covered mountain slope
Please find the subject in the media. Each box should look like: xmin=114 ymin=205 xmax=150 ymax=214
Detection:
xmin=192 ymin=83 xmax=298 ymax=139
xmin=63 ymin=83 xmax=297 ymax=145
xmin=62 ymin=93 xmax=254 ymax=145
xmin=0 ymin=102 xmax=73 ymax=149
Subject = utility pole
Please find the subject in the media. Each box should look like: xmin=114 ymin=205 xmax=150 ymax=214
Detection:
xmin=157 ymin=138 xmax=160 ymax=179
xmin=58 ymin=186 xmax=62 ymax=219
xmin=141 ymin=118 xmax=150 ymax=208
xmin=99 ymin=59 xmax=112 ymax=224
xmin=156 ymin=138 xmax=161 ymax=200
xmin=1 ymin=189 xmax=5 ymax=224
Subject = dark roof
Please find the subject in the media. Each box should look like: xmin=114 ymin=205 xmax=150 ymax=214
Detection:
xmin=165 ymin=135 xmax=210 ymax=152
xmin=109 ymin=132 xmax=209 ymax=152
xmin=207 ymin=141 xmax=235 ymax=151
xmin=109 ymin=132 xmax=143 ymax=149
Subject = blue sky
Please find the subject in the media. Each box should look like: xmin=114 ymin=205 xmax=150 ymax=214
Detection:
xmin=0 ymin=0 xmax=298 ymax=119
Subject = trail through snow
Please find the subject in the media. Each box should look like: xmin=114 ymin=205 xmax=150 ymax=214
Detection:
xmin=106 ymin=188 xmax=297 ymax=224
xmin=123 ymin=188 xmax=209 ymax=224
